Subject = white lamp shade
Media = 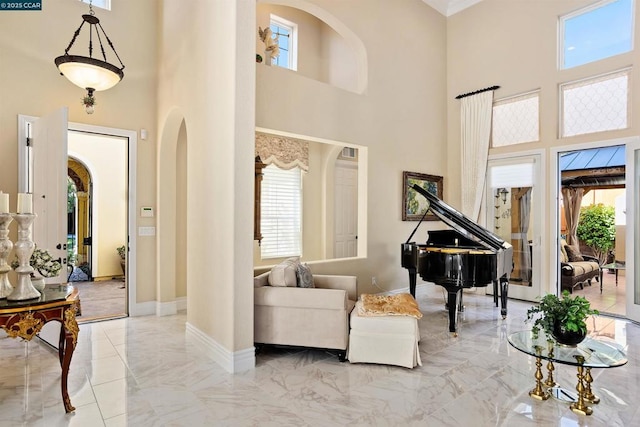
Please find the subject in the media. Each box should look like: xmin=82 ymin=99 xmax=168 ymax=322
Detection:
xmin=56 ymin=55 xmax=123 ymax=91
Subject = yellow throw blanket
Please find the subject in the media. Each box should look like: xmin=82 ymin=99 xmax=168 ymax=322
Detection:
xmin=358 ymin=293 xmax=423 ymax=319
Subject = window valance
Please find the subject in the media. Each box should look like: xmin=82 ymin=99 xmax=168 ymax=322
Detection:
xmin=255 ymin=132 xmax=309 ymax=171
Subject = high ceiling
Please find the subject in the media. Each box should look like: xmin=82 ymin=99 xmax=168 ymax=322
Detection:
xmin=422 ymin=0 xmax=483 ymax=16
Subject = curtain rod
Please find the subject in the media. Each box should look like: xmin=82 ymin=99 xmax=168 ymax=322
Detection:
xmin=455 ymin=85 xmax=500 ymax=99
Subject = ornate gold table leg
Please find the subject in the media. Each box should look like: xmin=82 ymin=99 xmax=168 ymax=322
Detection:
xmin=582 ymin=367 xmax=600 ymax=404
xmin=570 ymin=356 xmax=593 ymax=416
xmin=544 ymin=343 xmax=557 ymax=388
xmin=529 ymin=350 xmax=550 ymax=401
xmin=60 ymin=306 xmax=79 ymax=413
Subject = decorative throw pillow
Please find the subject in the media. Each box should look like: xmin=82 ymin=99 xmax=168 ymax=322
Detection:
xmin=268 ymin=257 xmax=300 ymax=287
xmin=559 ymin=243 xmax=569 ymax=263
xmin=296 ymin=263 xmax=314 ymax=288
xmin=565 ymin=245 xmax=584 ymax=262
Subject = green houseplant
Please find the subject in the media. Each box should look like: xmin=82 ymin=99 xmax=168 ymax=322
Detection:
xmin=576 ymin=203 xmax=615 ymax=264
xmin=526 ymin=290 xmax=599 ymax=345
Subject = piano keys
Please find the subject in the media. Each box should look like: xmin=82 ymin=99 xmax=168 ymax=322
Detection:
xmin=401 ymin=184 xmax=513 ymax=334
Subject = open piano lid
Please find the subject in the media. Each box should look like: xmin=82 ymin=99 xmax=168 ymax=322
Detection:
xmin=411 ymin=184 xmax=510 ymax=251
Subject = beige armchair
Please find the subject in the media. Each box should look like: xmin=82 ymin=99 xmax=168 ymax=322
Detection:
xmin=254 ymin=271 xmax=357 ymax=360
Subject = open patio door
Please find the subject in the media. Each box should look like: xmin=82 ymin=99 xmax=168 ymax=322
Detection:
xmin=18 ymin=108 xmax=69 ymax=348
xmin=626 ymin=138 xmax=640 ymax=322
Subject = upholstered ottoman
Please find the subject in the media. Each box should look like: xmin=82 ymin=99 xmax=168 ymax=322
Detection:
xmin=347 ymin=297 xmax=422 ymax=369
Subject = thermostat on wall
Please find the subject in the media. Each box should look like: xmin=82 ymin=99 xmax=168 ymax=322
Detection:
xmin=140 ymin=207 xmax=154 ymax=217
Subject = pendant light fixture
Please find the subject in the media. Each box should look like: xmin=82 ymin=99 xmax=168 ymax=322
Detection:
xmin=54 ymin=1 xmax=125 ymax=113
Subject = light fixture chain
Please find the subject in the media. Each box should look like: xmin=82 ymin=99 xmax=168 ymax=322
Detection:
xmin=64 ymin=21 xmax=87 ymax=55
xmin=94 ymin=25 xmax=107 ymax=62
xmin=97 ymin=23 xmax=125 ymax=69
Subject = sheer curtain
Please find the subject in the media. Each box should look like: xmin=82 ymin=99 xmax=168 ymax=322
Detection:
xmin=518 ymin=188 xmax=532 ymax=282
xmin=461 ymin=91 xmax=494 ymax=221
xmin=562 ymin=187 xmax=584 ymax=246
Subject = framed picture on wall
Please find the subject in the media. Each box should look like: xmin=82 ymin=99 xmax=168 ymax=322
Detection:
xmin=402 ymin=171 xmax=443 ymax=221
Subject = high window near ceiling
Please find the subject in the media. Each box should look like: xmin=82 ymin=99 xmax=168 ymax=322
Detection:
xmin=80 ymin=0 xmax=110 ymax=10
xmin=491 ymin=91 xmax=540 ymax=147
xmin=560 ymin=68 xmax=630 ymax=138
xmin=560 ymin=0 xmax=634 ymax=69
xmin=270 ymin=15 xmax=297 ymax=71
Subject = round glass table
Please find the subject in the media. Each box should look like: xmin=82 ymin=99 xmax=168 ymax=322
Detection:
xmin=508 ymin=330 xmax=627 ymax=416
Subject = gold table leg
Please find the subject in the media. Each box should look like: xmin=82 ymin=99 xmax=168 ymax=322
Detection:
xmin=582 ymin=367 xmax=600 ymax=404
xmin=544 ymin=344 xmax=558 ymax=388
xmin=529 ymin=354 xmax=550 ymax=401
xmin=570 ymin=356 xmax=593 ymax=416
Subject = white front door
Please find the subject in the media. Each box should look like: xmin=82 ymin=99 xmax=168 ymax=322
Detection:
xmin=18 ymin=109 xmax=69 ymax=349
xmin=19 ymin=109 xmax=69 ymax=281
xmin=626 ymin=138 xmax=640 ymax=322
xmin=486 ymin=152 xmax=544 ymax=301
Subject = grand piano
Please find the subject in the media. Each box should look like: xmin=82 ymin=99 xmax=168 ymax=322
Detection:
xmin=401 ymin=184 xmax=513 ymax=334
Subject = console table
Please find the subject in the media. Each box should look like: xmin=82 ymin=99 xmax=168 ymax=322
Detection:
xmin=0 ymin=284 xmax=80 ymax=413
xmin=508 ymin=330 xmax=627 ymax=416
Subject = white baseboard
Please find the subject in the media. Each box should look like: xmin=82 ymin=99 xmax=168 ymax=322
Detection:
xmin=156 ymin=300 xmax=178 ymax=316
xmin=185 ymin=322 xmax=255 ymax=373
xmin=130 ymin=298 xmax=187 ymax=317
xmin=379 ymin=282 xmax=431 ymax=296
xmin=130 ymin=300 xmax=155 ymax=316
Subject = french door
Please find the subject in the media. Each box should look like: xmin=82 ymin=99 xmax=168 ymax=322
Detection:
xmin=486 ymin=152 xmax=544 ymax=301
xmin=626 ymin=138 xmax=640 ymax=322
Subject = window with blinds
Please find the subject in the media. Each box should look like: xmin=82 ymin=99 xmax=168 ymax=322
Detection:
xmin=260 ymin=165 xmax=302 ymax=259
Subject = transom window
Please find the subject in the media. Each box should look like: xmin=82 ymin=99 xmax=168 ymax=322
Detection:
xmin=260 ymin=165 xmax=302 ymax=259
xmin=270 ymin=15 xmax=297 ymax=71
xmin=80 ymin=0 xmax=111 ymax=10
xmin=560 ymin=68 xmax=630 ymax=137
xmin=491 ymin=91 xmax=540 ymax=147
xmin=559 ymin=0 xmax=634 ymax=69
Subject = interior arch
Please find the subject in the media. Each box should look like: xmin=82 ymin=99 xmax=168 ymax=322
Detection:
xmin=157 ymin=108 xmax=188 ymax=315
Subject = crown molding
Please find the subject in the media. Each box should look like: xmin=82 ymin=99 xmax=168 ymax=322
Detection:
xmin=422 ymin=0 xmax=484 ymax=17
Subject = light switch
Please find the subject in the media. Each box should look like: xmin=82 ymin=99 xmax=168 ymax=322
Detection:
xmin=138 ymin=226 xmax=156 ymax=236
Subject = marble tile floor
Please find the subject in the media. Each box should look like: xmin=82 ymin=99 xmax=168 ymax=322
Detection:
xmin=1 ymin=284 xmax=639 ymax=427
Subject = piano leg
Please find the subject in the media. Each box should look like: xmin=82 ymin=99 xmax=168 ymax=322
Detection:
xmin=499 ymin=277 xmax=508 ymax=318
xmin=408 ymin=268 xmax=417 ymax=298
xmin=446 ymin=288 xmax=462 ymax=335
xmin=493 ymin=280 xmax=499 ymax=307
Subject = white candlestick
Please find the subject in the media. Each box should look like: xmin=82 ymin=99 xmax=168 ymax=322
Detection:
xmin=0 ymin=192 xmax=8 ymax=214
xmin=17 ymin=193 xmax=32 ymax=214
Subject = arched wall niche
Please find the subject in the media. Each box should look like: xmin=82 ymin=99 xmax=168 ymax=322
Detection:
xmin=257 ymin=0 xmax=368 ymax=94
xmin=157 ymin=107 xmax=188 ymax=315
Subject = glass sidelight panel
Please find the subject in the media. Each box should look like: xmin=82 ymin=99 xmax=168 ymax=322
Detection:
xmin=489 ymin=162 xmax=535 ymax=287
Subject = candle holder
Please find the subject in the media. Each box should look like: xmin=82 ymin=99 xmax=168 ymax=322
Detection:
xmin=0 ymin=213 xmax=14 ymax=298
xmin=7 ymin=213 xmax=40 ymax=301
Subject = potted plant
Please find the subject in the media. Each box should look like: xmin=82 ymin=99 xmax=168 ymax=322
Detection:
xmin=526 ymin=290 xmax=599 ymax=345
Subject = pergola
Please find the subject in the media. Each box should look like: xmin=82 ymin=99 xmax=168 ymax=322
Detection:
xmin=560 ymin=145 xmax=625 ymax=246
